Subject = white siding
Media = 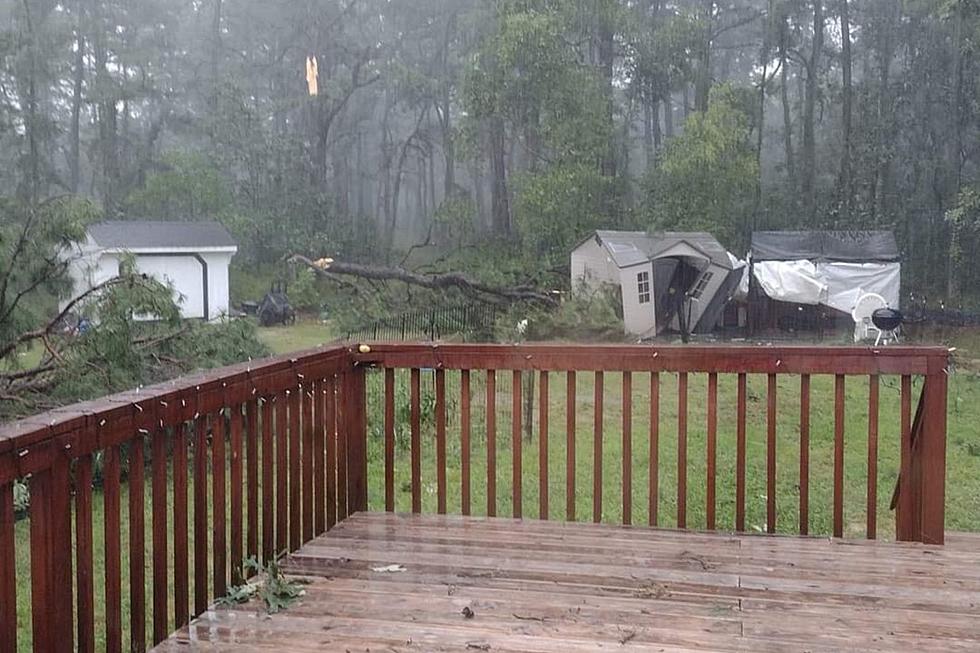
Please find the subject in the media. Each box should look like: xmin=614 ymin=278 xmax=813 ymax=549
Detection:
xmin=63 ymin=250 xmax=235 ymax=321
xmin=134 ymin=255 xmax=207 ymax=318
xmin=202 ymin=252 xmax=234 ymax=319
xmin=619 ymin=262 xmax=656 ymax=336
xmin=570 ymin=238 xmax=619 ymax=292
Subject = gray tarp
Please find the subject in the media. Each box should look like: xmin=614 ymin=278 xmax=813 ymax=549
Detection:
xmin=751 ymin=231 xmax=900 ymax=263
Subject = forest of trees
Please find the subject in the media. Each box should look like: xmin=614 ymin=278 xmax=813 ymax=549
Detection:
xmin=2 ymin=0 xmax=980 ymax=302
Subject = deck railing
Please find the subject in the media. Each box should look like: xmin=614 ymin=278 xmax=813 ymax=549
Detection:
xmin=0 ymin=343 xmax=950 ymax=652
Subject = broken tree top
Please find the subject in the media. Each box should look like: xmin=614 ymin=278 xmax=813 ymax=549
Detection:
xmin=750 ymin=230 xmax=900 ymax=263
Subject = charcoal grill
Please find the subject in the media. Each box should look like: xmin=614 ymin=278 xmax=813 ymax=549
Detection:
xmin=871 ymin=308 xmax=903 ymax=345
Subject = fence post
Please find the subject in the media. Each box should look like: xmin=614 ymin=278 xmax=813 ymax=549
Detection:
xmin=918 ymin=356 xmax=948 ymax=544
xmin=344 ymin=364 xmax=368 ymax=513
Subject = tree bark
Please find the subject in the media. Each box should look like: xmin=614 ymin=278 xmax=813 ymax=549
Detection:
xmin=69 ymin=0 xmax=84 ymax=195
xmin=291 ymin=255 xmax=558 ymax=306
xmin=489 ymin=116 xmax=510 ymax=236
xmin=838 ymin=0 xmax=853 ymax=221
xmin=801 ymin=0 xmax=823 ymax=218
xmin=694 ymin=1 xmax=714 ymax=112
xmin=779 ymin=18 xmax=795 ymax=198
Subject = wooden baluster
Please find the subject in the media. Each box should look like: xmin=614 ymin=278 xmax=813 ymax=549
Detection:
xmin=336 ymin=379 xmax=348 ymax=520
xmin=247 ymin=399 xmax=260 ymax=559
xmin=512 ymin=369 xmax=522 ymax=519
xmin=706 ymin=373 xmax=717 ymax=531
xmin=767 ymin=373 xmax=777 ymax=534
xmin=410 ymin=368 xmax=422 ymax=514
xmin=833 ymin=375 xmax=845 ymax=538
xmin=620 ymin=371 xmax=632 ymax=525
xmin=566 ymin=371 xmax=576 ymax=522
xmin=649 ymin=372 xmax=660 ymax=527
xmin=75 ymin=456 xmax=95 ymax=653
xmin=213 ymin=410 xmax=227 ymax=596
xmin=129 ymin=435 xmax=146 ymax=651
xmin=539 ymin=371 xmax=549 ymax=520
xmin=677 ymin=372 xmax=687 ymax=529
xmin=194 ymin=418 xmax=209 ymax=614
xmin=261 ymin=399 xmax=274 ymax=561
xmin=897 ymin=375 xmax=913 ymax=541
xmin=486 ymin=369 xmax=497 ymax=517
xmin=867 ymin=375 xmax=879 ymax=539
xmin=173 ymin=422 xmax=190 ymax=628
xmin=800 ymin=374 xmax=811 ymax=535
xmin=275 ymin=395 xmax=288 ymax=556
xmin=289 ymin=389 xmax=302 ymax=550
xmin=344 ymin=367 xmax=368 ymax=513
xmin=437 ymin=369 xmax=448 ymax=515
xmin=461 ymin=370 xmax=472 ymax=516
xmin=0 ymin=482 xmax=16 ymax=653
xmin=104 ymin=445 xmax=122 ymax=653
xmin=30 ymin=456 xmax=73 ymax=651
xmin=593 ymin=371 xmax=604 ymax=524
xmin=152 ymin=428 xmax=169 ymax=645
xmin=313 ymin=382 xmax=326 ymax=536
xmin=230 ymin=405 xmax=244 ymax=583
xmin=384 ymin=368 xmax=395 ymax=512
xmin=325 ymin=378 xmax=337 ymax=529
xmin=302 ymin=385 xmax=314 ymax=543
xmin=736 ymin=373 xmax=747 ymax=532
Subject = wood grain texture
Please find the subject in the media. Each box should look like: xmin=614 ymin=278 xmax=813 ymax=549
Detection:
xmin=706 ymin=373 xmax=717 ymax=531
xmin=593 ymin=371 xmax=604 ymax=524
xmin=460 ymin=370 xmax=471 ymax=516
xmin=0 ymin=482 xmax=16 ymax=653
xmin=539 ymin=371 xmax=549 ymax=520
xmin=384 ymin=368 xmax=395 ymax=512
xmin=410 ymin=368 xmax=422 ymax=514
xmin=800 ymin=374 xmax=810 ymax=536
xmin=566 ymin=371 xmax=576 ymax=522
xmin=158 ymin=513 xmax=980 ymax=653
xmin=511 ymin=370 xmax=522 ymax=519
xmin=129 ymin=434 xmax=146 ymax=651
xmin=649 ymin=372 xmax=659 ymax=527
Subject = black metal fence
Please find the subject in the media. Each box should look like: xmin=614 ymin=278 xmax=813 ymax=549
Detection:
xmin=346 ymin=304 xmax=499 ymax=342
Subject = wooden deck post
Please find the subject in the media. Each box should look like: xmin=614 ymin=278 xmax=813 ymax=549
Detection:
xmin=918 ymin=360 xmax=948 ymax=545
xmin=345 ymin=365 xmax=368 ymax=513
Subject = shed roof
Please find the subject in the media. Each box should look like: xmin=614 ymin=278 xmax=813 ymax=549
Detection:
xmin=584 ymin=230 xmax=733 ymax=269
xmin=750 ymin=230 xmax=899 ymax=262
xmin=88 ymin=221 xmax=237 ymax=251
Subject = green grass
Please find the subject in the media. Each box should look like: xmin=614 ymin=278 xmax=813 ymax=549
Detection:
xmin=256 ymin=319 xmax=336 ymax=354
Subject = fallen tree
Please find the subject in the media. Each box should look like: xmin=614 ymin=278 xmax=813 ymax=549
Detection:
xmin=288 ymin=255 xmax=559 ymax=307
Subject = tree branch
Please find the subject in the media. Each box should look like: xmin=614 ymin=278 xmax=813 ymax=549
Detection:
xmin=289 ymin=255 xmax=558 ymax=307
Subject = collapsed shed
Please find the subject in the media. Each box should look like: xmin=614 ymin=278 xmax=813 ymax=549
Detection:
xmin=748 ymin=230 xmax=901 ymax=333
xmin=571 ymin=230 xmax=743 ymax=338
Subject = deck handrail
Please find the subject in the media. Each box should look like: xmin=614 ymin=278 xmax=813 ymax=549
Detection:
xmin=0 ymin=342 xmax=950 ymax=652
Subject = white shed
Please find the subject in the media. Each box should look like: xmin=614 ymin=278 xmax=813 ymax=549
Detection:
xmin=571 ymin=230 xmax=742 ymax=338
xmin=63 ymin=221 xmax=238 ymax=321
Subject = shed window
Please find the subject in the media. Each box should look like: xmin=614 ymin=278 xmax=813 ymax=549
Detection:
xmin=690 ymin=271 xmax=714 ymax=299
xmin=637 ymin=271 xmax=651 ymax=304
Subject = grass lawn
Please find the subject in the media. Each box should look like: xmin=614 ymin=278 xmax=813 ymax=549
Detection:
xmin=10 ymin=323 xmax=980 ymax=650
xmin=256 ymin=319 xmax=336 ymax=354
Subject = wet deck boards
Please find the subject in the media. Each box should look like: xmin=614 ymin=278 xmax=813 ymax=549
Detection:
xmin=156 ymin=513 xmax=980 ymax=652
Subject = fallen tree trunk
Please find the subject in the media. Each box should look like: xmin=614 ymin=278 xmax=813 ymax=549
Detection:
xmin=289 ymin=255 xmax=559 ymax=307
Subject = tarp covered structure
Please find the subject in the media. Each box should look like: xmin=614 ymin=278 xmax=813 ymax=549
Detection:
xmin=749 ymin=231 xmax=901 ymax=317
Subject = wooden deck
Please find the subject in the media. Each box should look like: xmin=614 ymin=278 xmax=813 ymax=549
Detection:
xmin=156 ymin=513 xmax=980 ymax=652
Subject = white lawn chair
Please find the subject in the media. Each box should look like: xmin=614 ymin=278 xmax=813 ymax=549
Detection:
xmin=851 ymin=292 xmax=887 ymax=343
